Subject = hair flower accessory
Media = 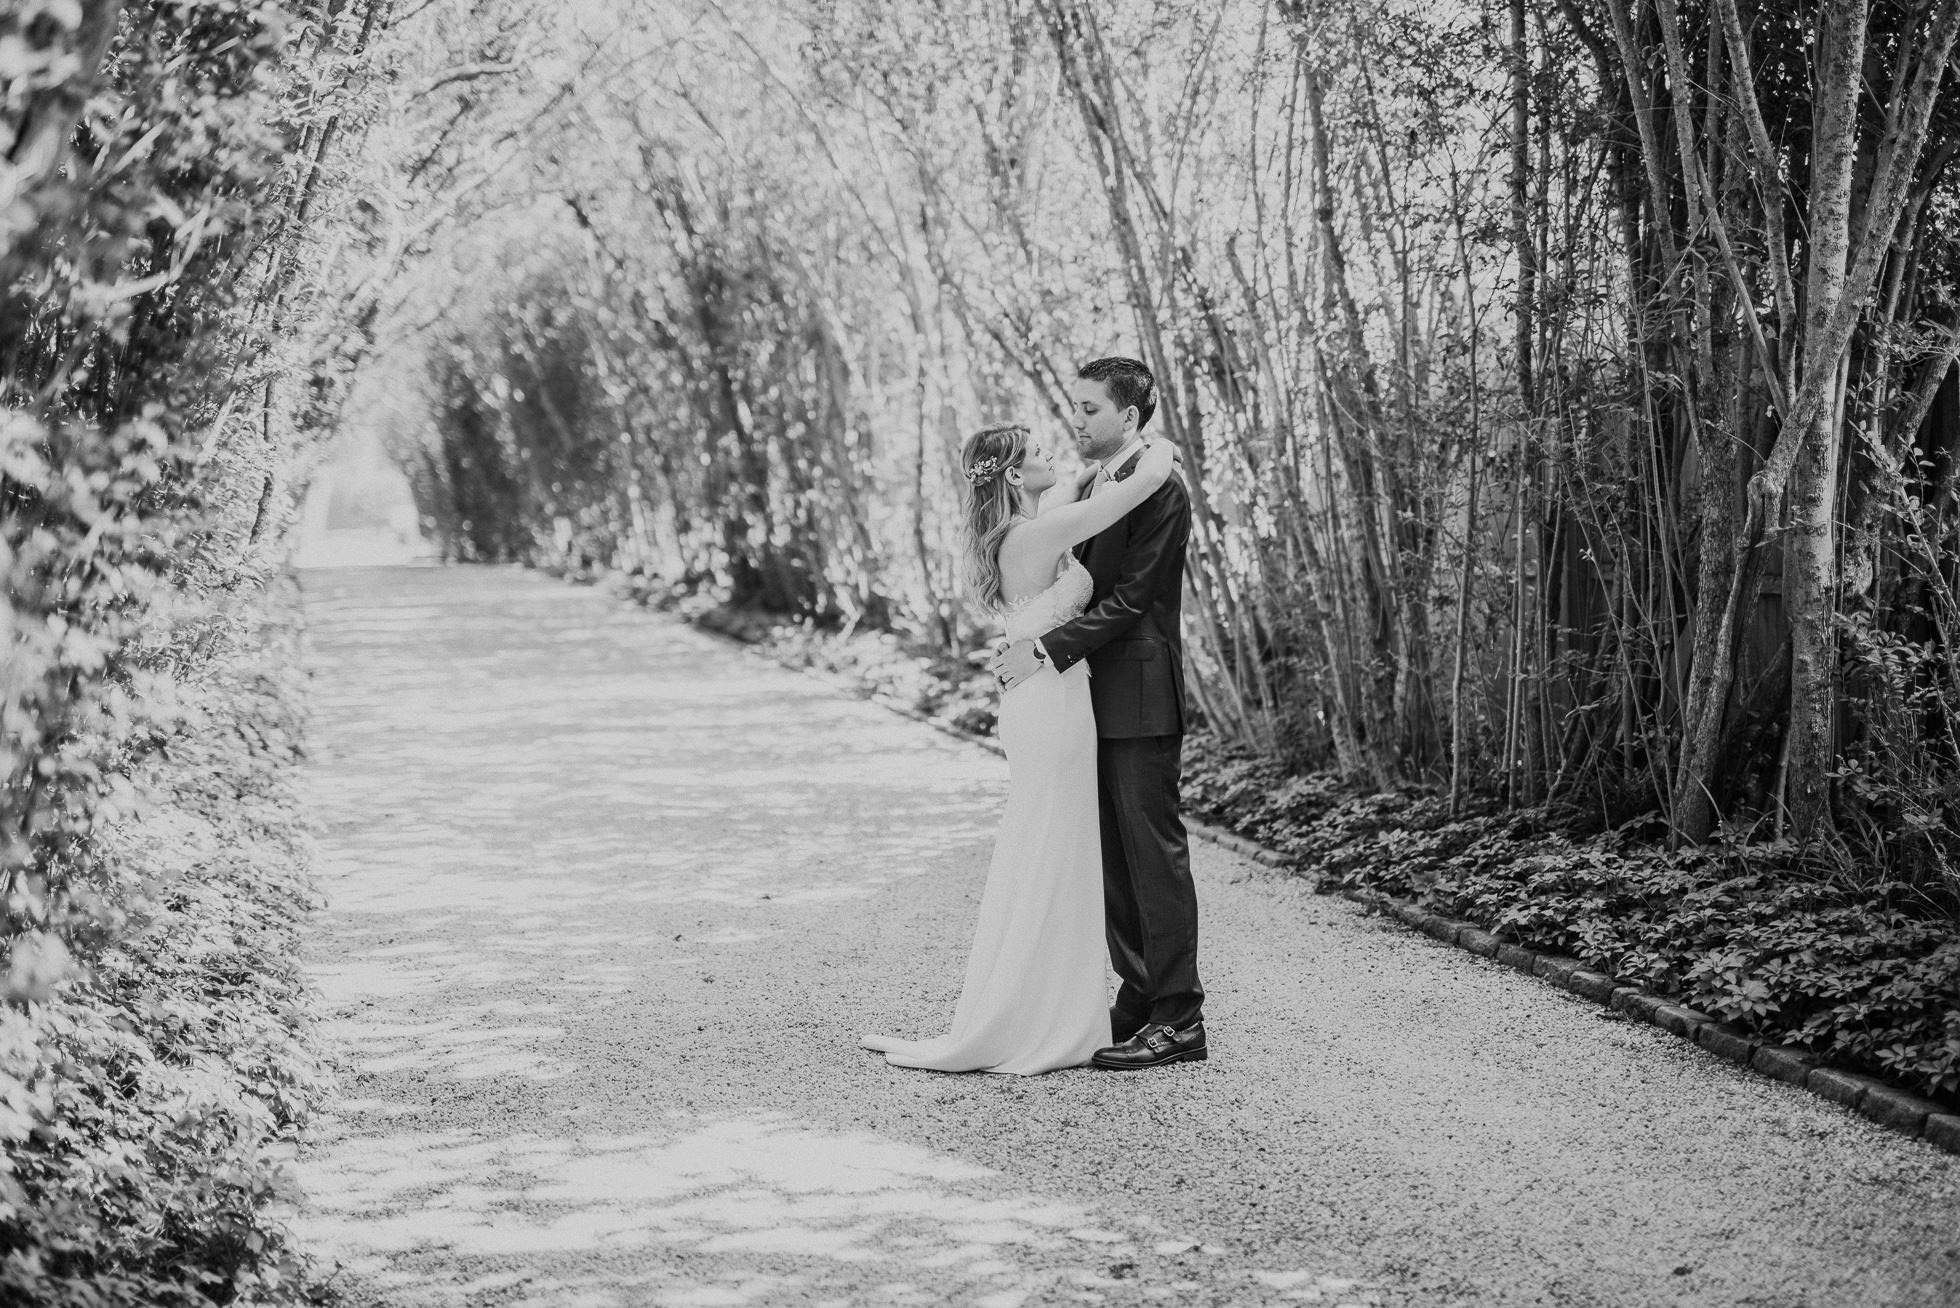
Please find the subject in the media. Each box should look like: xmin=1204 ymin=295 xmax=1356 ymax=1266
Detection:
xmin=965 ymin=455 xmax=1004 ymax=485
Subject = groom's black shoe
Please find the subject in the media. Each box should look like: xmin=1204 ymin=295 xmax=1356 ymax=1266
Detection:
xmin=1110 ymin=1007 xmax=1150 ymax=1044
xmin=1092 ymin=1020 xmax=1207 ymax=1070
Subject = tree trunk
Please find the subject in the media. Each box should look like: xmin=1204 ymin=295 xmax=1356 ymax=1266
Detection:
xmin=1781 ymin=0 xmax=1867 ymax=839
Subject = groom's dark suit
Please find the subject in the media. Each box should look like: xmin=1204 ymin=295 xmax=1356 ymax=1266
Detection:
xmin=1039 ymin=449 xmax=1203 ymax=1031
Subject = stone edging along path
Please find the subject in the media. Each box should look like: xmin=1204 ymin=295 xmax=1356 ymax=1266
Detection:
xmin=671 ymin=603 xmax=1960 ymax=1161
xmin=1328 ymin=885 xmax=1960 ymax=1156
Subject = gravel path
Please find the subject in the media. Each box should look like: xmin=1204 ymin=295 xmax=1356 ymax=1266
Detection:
xmin=292 ymin=563 xmax=1960 ymax=1308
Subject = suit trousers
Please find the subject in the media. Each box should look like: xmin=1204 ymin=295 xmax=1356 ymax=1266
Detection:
xmin=1098 ymin=733 xmax=1204 ymax=1029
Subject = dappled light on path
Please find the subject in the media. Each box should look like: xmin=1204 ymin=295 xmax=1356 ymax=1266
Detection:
xmin=303 ymin=585 xmax=996 ymax=922
xmin=293 ymin=567 xmax=1366 ymax=1305
xmin=294 ymin=566 xmax=1959 ymax=1308
xmin=300 ymin=1112 xmax=1283 ymax=1306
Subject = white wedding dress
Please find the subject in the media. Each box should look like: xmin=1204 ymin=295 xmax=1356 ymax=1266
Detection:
xmin=861 ymin=555 xmax=1108 ymax=1074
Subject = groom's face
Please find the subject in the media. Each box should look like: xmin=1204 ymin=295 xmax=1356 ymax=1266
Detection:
xmin=1069 ymin=379 xmax=1134 ymax=463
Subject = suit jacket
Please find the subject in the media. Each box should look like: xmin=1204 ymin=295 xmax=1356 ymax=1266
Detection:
xmin=1041 ymin=449 xmax=1191 ymax=738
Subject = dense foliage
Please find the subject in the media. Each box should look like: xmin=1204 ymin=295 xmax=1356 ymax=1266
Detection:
xmin=1 ymin=595 xmax=327 ymax=1304
xmin=360 ymin=0 xmax=1960 ymax=886
xmin=2 ymin=0 xmax=385 ymax=1298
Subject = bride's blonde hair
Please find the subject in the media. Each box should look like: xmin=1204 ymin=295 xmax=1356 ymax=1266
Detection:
xmin=959 ymin=424 xmax=1031 ymax=612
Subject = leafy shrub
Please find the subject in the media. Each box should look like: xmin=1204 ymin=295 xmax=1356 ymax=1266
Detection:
xmin=4 ymin=0 xmax=370 ymax=1299
xmin=1835 ymin=615 xmax=1960 ymax=895
xmin=1 ymin=588 xmax=330 ymax=1306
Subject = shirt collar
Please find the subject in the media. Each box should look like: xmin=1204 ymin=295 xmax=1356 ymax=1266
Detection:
xmin=1100 ymin=436 xmax=1146 ymax=474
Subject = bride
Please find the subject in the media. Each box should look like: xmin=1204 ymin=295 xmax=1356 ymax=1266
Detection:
xmin=861 ymin=423 xmax=1176 ymax=1074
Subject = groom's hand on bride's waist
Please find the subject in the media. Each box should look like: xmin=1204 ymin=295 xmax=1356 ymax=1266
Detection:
xmin=989 ymin=638 xmax=1045 ymax=691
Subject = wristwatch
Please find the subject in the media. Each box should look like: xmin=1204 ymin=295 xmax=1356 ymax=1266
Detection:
xmin=1031 ymin=638 xmax=1049 ymax=664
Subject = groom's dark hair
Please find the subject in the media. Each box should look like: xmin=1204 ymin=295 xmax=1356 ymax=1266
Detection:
xmin=1078 ymin=356 xmax=1156 ymax=431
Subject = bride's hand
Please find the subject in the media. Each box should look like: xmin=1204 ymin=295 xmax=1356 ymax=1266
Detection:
xmin=1072 ymin=464 xmax=1101 ymax=495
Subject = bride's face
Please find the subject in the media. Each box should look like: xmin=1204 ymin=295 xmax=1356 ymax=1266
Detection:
xmin=1012 ymin=440 xmax=1057 ymax=495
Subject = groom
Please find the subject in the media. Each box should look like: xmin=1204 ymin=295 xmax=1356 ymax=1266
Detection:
xmin=990 ymin=356 xmax=1206 ymax=1070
